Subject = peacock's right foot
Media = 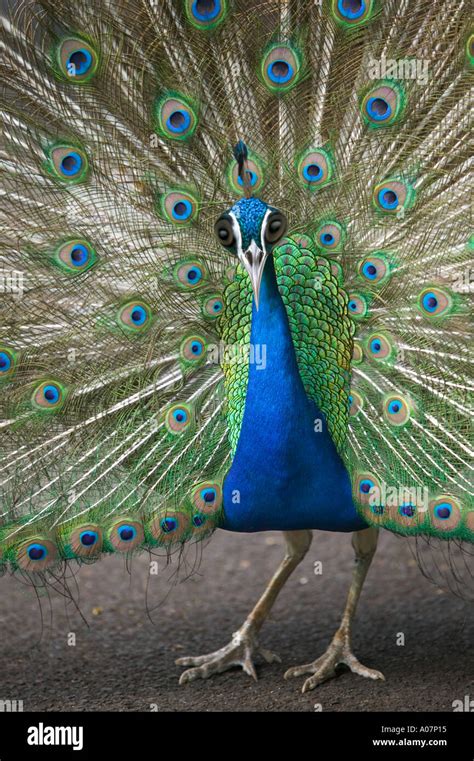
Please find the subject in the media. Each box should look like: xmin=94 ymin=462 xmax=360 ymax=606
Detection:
xmin=176 ymin=625 xmax=281 ymax=684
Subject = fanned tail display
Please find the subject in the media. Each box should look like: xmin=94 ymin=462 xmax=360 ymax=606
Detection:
xmin=0 ymin=0 xmax=472 ymax=577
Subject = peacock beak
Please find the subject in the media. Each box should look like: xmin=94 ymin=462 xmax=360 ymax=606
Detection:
xmin=239 ymin=239 xmax=268 ymax=311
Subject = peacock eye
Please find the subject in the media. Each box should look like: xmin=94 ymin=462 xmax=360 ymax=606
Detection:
xmin=214 ymin=216 xmax=235 ymax=247
xmin=265 ymin=212 xmax=287 ymax=244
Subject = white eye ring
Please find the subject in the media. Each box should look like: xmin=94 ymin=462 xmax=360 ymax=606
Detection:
xmin=228 ymin=211 xmax=244 ymax=257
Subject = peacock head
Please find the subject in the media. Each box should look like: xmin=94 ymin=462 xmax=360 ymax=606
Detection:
xmin=214 ymin=144 xmax=287 ymax=309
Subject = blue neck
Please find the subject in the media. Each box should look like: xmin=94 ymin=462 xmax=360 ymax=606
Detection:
xmin=222 ymin=256 xmax=365 ymax=533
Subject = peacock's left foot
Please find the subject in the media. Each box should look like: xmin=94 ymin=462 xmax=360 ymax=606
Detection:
xmin=284 ymin=630 xmax=385 ymax=693
xmin=176 ymin=626 xmax=281 ymax=684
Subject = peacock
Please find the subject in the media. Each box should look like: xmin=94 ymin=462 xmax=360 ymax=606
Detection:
xmin=0 ymin=0 xmax=472 ymax=695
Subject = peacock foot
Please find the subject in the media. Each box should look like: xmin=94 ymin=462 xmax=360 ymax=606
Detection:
xmin=176 ymin=626 xmax=281 ymax=684
xmin=284 ymin=631 xmax=385 ymax=693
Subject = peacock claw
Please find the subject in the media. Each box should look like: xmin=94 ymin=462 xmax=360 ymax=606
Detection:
xmin=176 ymin=628 xmax=281 ymax=685
xmin=284 ymin=633 xmax=385 ymax=693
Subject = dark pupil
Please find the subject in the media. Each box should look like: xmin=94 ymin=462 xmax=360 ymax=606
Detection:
xmin=272 ymin=61 xmax=289 ymax=78
xmin=219 ymin=227 xmax=229 ymax=239
xmin=0 ymin=356 xmax=7 ymax=368
xmin=81 ymin=532 xmax=96 ymax=546
xmin=384 ymin=191 xmax=397 ymax=204
xmin=62 ymin=155 xmax=76 ymax=172
xmin=197 ymin=0 xmax=215 ymax=12
xmin=269 ymin=220 xmax=281 ymax=233
xmin=70 ymin=51 xmax=87 ymax=69
xmin=427 ymin=296 xmax=437 ymax=308
xmin=29 ymin=547 xmax=45 ymax=560
xmin=71 ymin=248 xmax=83 ymax=262
xmin=120 ymin=528 xmax=134 ymax=541
xmin=169 ymin=111 xmax=185 ymax=128
xmin=307 ymin=164 xmax=320 ymax=177
xmin=438 ymin=507 xmax=450 ymax=519
xmin=371 ymin=98 xmax=388 ymax=115
xmin=343 ymin=0 xmax=362 ymax=10
xmin=367 ymin=264 xmax=377 ymax=274
xmin=44 ymin=388 xmax=56 ymax=401
xmin=174 ymin=201 xmax=186 ymax=215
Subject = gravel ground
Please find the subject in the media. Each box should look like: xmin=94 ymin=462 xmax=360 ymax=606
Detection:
xmin=0 ymin=528 xmax=472 ymax=712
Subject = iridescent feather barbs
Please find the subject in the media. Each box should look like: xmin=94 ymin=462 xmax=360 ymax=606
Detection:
xmin=0 ymin=0 xmax=472 ymax=581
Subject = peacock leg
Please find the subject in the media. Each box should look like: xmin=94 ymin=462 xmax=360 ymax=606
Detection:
xmin=176 ymin=529 xmax=312 ymax=684
xmin=284 ymin=526 xmax=384 ymax=693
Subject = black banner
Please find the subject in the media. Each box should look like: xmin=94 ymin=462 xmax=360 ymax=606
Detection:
xmin=0 ymin=711 xmax=472 ymax=759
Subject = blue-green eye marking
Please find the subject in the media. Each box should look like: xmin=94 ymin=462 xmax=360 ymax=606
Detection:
xmin=202 ymin=294 xmax=224 ymax=318
xmin=80 ymin=530 xmax=99 ymax=547
xmin=166 ymin=109 xmax=191 ymax=134
xmin=237 ymin=170 xmax=258 ymax=187
xmin=0 ymin=352 xmax=12 ymax=372
xmin=118 ymin=524 xmax=137 ymax=542
xmin=186 ymin=0 xmax=227 ymax=29
xmin=362 ymin=262 xmax=378 ymax=279
xmin=359 ymin=479 xmax=374 ymax=495
xmin=27 ymin=543 xmax=48 ymax=561
xmin=200 ymin=487 xmax=216 ymax=503
xmin=388 ymin=399 xmax=401 ymax=414
xmin=371 ymin=504 xmax=384 ymax=515
xmin=172 ymin=199 xmax=193 ymax=221
xmin=186 ymin=265 xmax=202 ymax=284
xmin=43 ymin=385 xmax=60 ymax=404
xmin=268 ymin=59 xmax=294 ymax=84
xmin=422 ymin=292 xmax=438 ymax=312
xmin=366 ymin=96 xmax=391 ymax=121
xmin=303 ymin=164 xmax=323 ymax=182
xmin=160 ymin=517 xmax=178 ymax=533
xmin=60 ymin=152 xmax=83 ymax=176
xmin=70 ymin=244 xmax=89 ymax=267
xmin=378 ymin=188 xmax=398 ymax=210
xmin=370 ymin=338 xmax=382 ymax=354
xmin=435 ymin=503 xmax=452 ymax=520
xmin=192 ymin=512 xmax=206 ymax=528
xmin=191 ymin=340 xmax=203 ymax=355
xmin=173 ymin=408 xmax=188 ymax=424
xmin=321 ymin=233 xmax=334 ymax=245
xmin=192 ymin=0 xmax=221 ymax=21
xmin=337 ymin=0 xmax=366 ymax=19
xmin=67 ymin=48 xmax=92 ymax=75
xmin=130 ymin=306 xmax=147 ymax=325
